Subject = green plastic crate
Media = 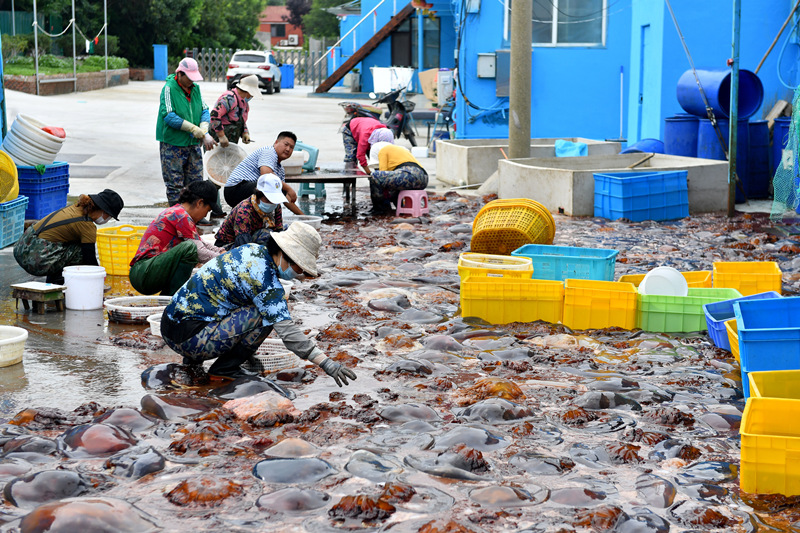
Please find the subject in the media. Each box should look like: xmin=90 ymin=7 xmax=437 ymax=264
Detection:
xmin=637 ymin=288 xmax=742 ymax=333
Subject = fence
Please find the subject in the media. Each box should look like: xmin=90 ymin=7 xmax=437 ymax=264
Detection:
xmin=188 ymin=46 xmax=329 ymax=88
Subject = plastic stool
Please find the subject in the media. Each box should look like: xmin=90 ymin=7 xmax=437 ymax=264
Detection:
xmin=298 ymin=182 xmax=326 ymax=197
xmin=396 ymin=190 xmax=429 ymax=217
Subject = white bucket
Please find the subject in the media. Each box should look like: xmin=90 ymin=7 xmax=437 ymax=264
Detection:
xmin=63 ymin=266 xmax=106 ymax=310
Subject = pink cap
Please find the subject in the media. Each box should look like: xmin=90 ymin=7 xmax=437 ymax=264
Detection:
xmin=176 ymin=57 xmax=203 ymax=82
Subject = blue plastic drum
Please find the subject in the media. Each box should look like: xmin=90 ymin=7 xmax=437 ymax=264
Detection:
xmin=677 ymin=69 xmax=763 ymax=119
xmin=664 ymin=114 xmax=699 ymax=157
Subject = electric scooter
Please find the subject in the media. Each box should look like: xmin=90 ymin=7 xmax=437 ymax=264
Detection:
xmin=338 ymin=87 xmax=418 ymax=146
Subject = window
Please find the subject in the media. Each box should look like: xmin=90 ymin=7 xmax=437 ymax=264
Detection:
xmin=271 ymin=24 xmax=286 ymax=37
xmin=506 ymin=0 xmax=606 ymax=46
xmin=391 ymin=17 xmax=441 ymax=69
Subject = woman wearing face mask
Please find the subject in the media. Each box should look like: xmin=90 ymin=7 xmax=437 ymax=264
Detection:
xmin=213 ymin=174 xmax=285 ymax=249
xmin=209 ymin=74 xmax=259 ymax=148
xmin=13 ymin=189 xmax=124 ymax=285
xmin=160 ymin=221 xmax=357 ymax=384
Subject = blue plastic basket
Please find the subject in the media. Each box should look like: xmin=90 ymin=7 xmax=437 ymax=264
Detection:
xmin=18 ymin=183 xmax=68 ymax=219
xmin=511 ymin=244 xmax=619 ymax=281
xmin=735 ymin=297 xmax=800 ymax=400
xmin=703 ymin=291 xmax=782 ymax=351
xmin=16 ymin=162 xmax=69 ymax=184
xmin=593 ymin=170 xmax=689 ymax=222
xmin=0 ymin=195 xmax=28 ymax=248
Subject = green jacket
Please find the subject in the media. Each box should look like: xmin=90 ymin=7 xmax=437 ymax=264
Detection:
xmin=156 ymin=74 xmax=208 ymax=147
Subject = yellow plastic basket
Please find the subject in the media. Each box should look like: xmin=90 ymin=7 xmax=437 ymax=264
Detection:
xmin=97 ymin=225 xmax=147 ymax=276
xmin=460 ymin=277 xmax=564 ymax=325
xmin=725 ymin=318 xmax=739 ymax=362
xmin=458 ymin=253 xmax=533 ymax=281
xmin=0 ymin=150 xmax=18 ymax=204
xmin=618 ymin=270 xmax=712 ymax=288
xmin=712 ymin=261 xmax=782 ymax=296
xmin=740 ymin=397 xmax=800 ymax=496
xmin=748 ymin=369 xmax=800 ymax=400
xmin=562 ymin=279 xmax=638 ymax=330
xmin=471 ymin=199 xmax=555 ymax=255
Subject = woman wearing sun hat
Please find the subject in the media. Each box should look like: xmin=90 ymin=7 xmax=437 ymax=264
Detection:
xmin=13 ymin=189 xmax=124 ymax=285
xmin=160 ymin=221 xmax=357 ymax=385
xmin=214 ymin=174 xmax=287 ymax=249
xmin=209 ymin=74 xmax=260 ymax=148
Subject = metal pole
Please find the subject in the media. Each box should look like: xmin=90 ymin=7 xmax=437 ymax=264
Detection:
xmin=11 ymin=0 xmax=15 ymax=35
xmin=417 ymin=10 xmax=424 ymax=93
xmin=104 ymin=0 xmax=108 ymax=87
xmin=508 ymin=0 xmax=532 ymax=158
xmin=71 ymin=0 xmax=77 ymax=93
xmin=729 ymin=0 xmax=741 ymax=216
xmin=33 ymin=0 xmax=39 ymax=95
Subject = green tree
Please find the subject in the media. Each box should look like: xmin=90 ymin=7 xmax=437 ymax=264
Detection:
xmin=301 ymin=0 xmax=339 ymax=39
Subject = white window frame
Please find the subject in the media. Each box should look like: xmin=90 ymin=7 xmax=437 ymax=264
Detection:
xmin=503 ymin=0 xmax=607 ymax=47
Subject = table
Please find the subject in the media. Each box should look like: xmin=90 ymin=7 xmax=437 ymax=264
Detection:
xmin=11 ymin=281 xmax=67 ymax=314
xmin=284 ymin=170 xmax=365 ymax=216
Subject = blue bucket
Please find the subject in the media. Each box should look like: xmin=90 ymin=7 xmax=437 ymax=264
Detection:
xmin=747 ymin=120 xmax=770 ymax=199
xmin=664 ymin=114 xmax=699 ymax=157
xmin=619 ymin=138 xmax=665 ymax=154
xmin=677 ymin=69 xmax=764 ymax=119
xmin=697 ymin=118 xmax=749 ymax=203
xmin=772 ymin=116 xmax=792 ymax=176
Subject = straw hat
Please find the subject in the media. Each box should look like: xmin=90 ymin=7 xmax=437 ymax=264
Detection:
xmin=271 ymin=221 xmax=321 ymax=277
xmin=236 ymin=75 xmax=261 ymax=98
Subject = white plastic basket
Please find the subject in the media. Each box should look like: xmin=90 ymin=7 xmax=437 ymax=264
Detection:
xmin=244 ymin=339 xmax=300 ymax=373
xmin=147 ymin=313 xmax=162 ymax=337
xmin=104 ymin=296 xmax=172 ymax=324
xmin=283 ymin=215 xmax=323 ymax=230
xmin=0 ymin=326 xmax=27 ymax=368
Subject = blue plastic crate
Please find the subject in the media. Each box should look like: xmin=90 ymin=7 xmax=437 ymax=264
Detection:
xmin=18 ymin=183 xmax=68 ymax=219
xmin=0 ymin=195 xmax=28 ymax=248
xmin=703 ymin=291 xmax=782 ymax=351
xmin=735 ymin=297 xmax=800 ymax=400
xmin=511 ymin=244 xmax=619 ymax=281
xmin=16 ymin=162 xmax=69 ymax=185
xmin=593 ymin=170 xmax=689 ymax=222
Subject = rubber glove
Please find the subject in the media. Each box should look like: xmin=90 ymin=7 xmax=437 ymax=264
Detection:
xmin=199 ymin=122 xmax=209 ymax=135
xmin=203 ymin=134 xmax=217 ymax=151
xmin=218 ymin=134 xmax=230 ymax=148
xmin=282 ymin=182 xmax=298 ymax=203
xmin=318 ymin=358 xmax=357 ymax=387
xmin=180 ymin=120 xmax=204 ymax=139
xmin=242 ymin=132 xmax=251 ymax=144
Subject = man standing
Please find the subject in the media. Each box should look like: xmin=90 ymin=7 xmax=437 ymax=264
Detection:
xmin=223 ymin=131 xmax=302 ymax=215
xmin=156 ymin=57 xmax=217 ymax=218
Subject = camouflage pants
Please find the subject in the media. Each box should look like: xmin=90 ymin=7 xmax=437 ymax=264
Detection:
xmin=162 ymin=305 xmax=272 ymax=375
xmin=369 ymin=164 xmax=428 ymax=211
xmin=13 ymin=224 xmax=83 ymax=276
xmin=160 ymin=142 xmax=203 ymax=205
xmin=342 ymin=124 xmax=357 ymax=163
xmin=209 ymin=123 xmax=244 ymax=145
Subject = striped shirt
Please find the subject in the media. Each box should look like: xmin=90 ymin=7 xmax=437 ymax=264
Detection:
xmin=225 ymin=146 xmax=284 ymax=187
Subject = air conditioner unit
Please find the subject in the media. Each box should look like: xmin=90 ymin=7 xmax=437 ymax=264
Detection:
xmin=287 ymin=34 xmax=299 ymax=45
xmin=279 ymin=39 xmax=289 ymax=46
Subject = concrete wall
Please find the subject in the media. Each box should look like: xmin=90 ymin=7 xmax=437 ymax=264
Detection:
xmin=497 ymin=153 xmax=728 ymax=216
xmin=436 ymin=138 xmax=622 ymax=186
xmin=4 ymin=69 xmax=130 ymax=96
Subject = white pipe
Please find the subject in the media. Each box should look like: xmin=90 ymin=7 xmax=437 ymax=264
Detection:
xmin=313 ymin=0 xmax=388 ymax=67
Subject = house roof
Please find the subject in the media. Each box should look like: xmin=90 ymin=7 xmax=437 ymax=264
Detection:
xmin=260 ymin=5 xmax=291 ymax=23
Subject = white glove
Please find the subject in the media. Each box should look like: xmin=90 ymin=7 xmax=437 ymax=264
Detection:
xmin=180 ymin=120 xmax=204 ymax=139
xmin=203 ymin=134 xmax=217 ymax=151
xmin=199 ymin=122 xmax=209 ymax=135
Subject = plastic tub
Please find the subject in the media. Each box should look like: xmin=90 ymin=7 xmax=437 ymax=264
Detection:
xmin=639 ymin=266 xmax=689 ymax=296
xmin=96 ymin=225 xmax=148 ymax=276
xmin=511 ymin=244 xmax=618 ymax=282
xmin=147 ymin=313 xmax=162 ymax=337
xmin=619 ymin=138 xmax=664 ymax=154
xmin=593 ymin=170 xmax=688 ymax=222
xmin=458 ymin=252 xmax=533 ymax=280
xmin=748 ymin=369 xmax=800 ymax=400
xmin=703 ymin=291 xmax=782 ymax=351
xmin=0 ymin=325 xmax=28 ymax=368
xmin=460 ymin=277 xmax=564 ymax=325
xmin=637 ymin=287 xmax=742 ymax=333
xmin=726 ymin=319 xmax=739 ymax=362
xmin=105 ymin=296 xmax=172 ymax=324
xmin=471 ymin=199 xmax=555 ymax=255
xmin=664 ymin=114 xmax=699 ymax=157
xmin=63 ymin=265 xmax=106 ymax=310
xmin=677 ymin=68 xmax=764 ymax=119
xmin=713 ymin=261 xmax=782 ymax=296
xmin=562 ymin=279 xmax=638 ymax=330
xmin=283 ymin=215 xmax=322 ymax=230
xmin=619 ymin=270 xmax=711 ymax=289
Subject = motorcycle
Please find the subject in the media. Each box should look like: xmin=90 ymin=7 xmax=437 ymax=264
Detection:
xmin=338 ymin=87 xmax=418 ymax=147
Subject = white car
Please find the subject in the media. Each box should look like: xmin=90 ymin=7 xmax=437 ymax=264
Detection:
xmin=225 ymin=50 xmax=283 ymax=94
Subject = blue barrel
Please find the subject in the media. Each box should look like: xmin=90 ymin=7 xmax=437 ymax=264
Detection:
xmin=748 ymin=120 xmax=770 ymax=199
xmin=772 ymin=116 xmax=792 ymax=176
xmin=280 ymin=64 xmax=295 ymax=89
xmin=697 ymin=118 xmax=749 ymax=203
xmin=619 ymin=138 xmax=665 ymax=154
xmin=664 ymin=114 xmax=699 ymax=157
xmin=153 ymin=44 xmax=168 ymax=81
xmin=677 ymin=69 xmax=764 ymax=119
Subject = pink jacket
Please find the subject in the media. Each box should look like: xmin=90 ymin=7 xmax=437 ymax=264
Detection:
xmin=350 ymin=117 xmax=388 ymax=167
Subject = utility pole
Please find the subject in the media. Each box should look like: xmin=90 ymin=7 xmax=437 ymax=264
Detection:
xmin=728 ymin=0 xmax=741 ymax=216
xmin=508 ymin=0 xmax=532 ymax=159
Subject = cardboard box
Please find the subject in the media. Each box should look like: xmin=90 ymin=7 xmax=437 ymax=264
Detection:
xmin=419 ymin=68 xmax=439 ymax=103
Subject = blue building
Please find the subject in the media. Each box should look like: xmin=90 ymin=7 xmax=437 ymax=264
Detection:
xmin=330 ymin=0 xmax=797 ymax=142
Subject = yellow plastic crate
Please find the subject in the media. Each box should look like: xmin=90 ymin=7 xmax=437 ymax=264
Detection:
xmin=470 ymin=199 xmax=555 ymax=255
xmin=748 ymin=369 xmax=800 ymax=399
xmin=725 ymin=318 xmax=739 ymax=362
xmin=96 ymin=225 xmax=147 ymax=276
xmin=713 ymin=261 xmax=782 ymax=296
xmin=458 ymin=253 xmax=533 ymax=281
xmin=460 ymin=277 xmax=564 ymax=325
xmin=562 ymin=279 xmax=637 ymax=330
xmin=740 ymin=397 xmax=800 ymax=495
xmin=618 ymin=270 xmax=712 ymax=288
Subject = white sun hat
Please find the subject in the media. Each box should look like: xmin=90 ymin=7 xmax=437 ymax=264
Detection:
xmin=271 ymin=221 xmax=322 ymax=277
xmin=236 ymin=75 xmax=262 ymax=98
